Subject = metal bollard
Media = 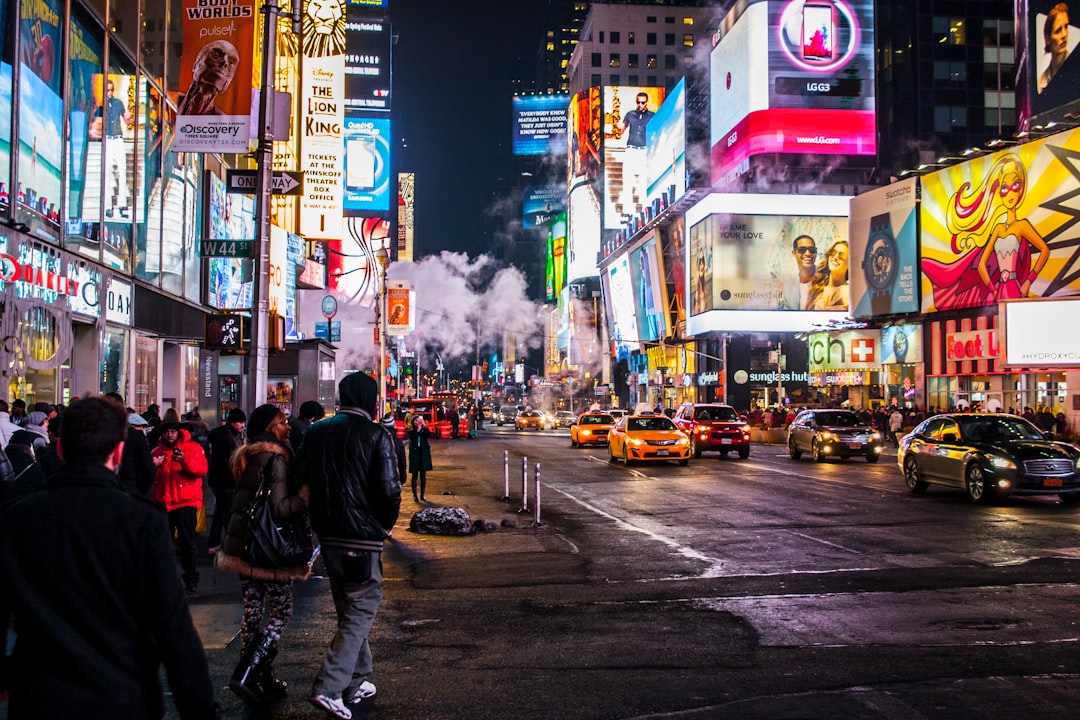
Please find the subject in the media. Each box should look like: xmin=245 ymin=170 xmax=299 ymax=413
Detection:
xmin=533 ymin=462 xmax=542 ymax=526
xmin=520 ymin=456 xmax=529 ymax=512
xmin=502 ymin=450 xmax=510 ymax=500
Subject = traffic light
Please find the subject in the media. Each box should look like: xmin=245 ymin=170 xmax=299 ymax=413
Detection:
xmin=205 ymin=314 xmax=247 ymax=353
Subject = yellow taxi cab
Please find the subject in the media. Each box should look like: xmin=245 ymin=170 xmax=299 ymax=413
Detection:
xmin=515 ymin=409 xmax=549 ymax=430
xmin=607 ymin=412 xmax=691 ymax=466
xmin=570 ymin=412 xmax=616 ymax=447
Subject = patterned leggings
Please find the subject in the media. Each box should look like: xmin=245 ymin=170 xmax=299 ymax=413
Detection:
xmin=240 ymin=579 xmax=294 ymax=651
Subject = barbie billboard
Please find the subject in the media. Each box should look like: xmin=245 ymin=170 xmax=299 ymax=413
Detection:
xmin=920 ymin=127 xmax=1080 ymax=312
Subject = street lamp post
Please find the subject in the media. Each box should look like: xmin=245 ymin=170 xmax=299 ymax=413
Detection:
xmin=374 ymin=241 xmax=390 ymax=416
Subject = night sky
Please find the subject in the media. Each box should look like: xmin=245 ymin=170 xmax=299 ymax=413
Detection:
xmin=391 ymin=0 xmax=551 ymax=258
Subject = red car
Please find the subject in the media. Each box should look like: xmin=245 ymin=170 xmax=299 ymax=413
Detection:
xmin=672 ymin=403 xmax=751 ymax=459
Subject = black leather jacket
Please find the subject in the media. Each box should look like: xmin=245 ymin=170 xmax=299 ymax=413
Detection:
xmin=299 ymin=409 xmax=401 ymax=551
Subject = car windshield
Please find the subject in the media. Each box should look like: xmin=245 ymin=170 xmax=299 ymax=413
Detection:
xmin=815 ymin=411 xmax=863 ymax=427
xmin=581 ymin=415 xmax=614 ymax=425
xmin=694 ymin=407 xmax=738 ymax=421
xmin=629 ymin=417 xmax=677 ymax=432
xmin=958 ymin=416 xmax=1046 ymax=443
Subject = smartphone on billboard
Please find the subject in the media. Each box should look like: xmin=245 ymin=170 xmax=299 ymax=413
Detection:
xmin=802 ymin=1 xmax=834 ymax=62
xmin=346 ymin=137 xmax=376 ymax=191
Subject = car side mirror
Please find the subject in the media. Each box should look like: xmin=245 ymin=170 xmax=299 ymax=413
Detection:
xmin=941 ymin=432 xmax=959 ymax=444
xmin=1044 ymin=431 xmax=1055 ymax=440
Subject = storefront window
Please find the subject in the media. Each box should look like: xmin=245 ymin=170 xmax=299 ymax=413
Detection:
xmin=134 ymin=334 xmax=158 ymax=412
xmin=100 ymin=326 xmax=128 ymax=395
xmin=183 ymin=344 xmax=200 ymax=413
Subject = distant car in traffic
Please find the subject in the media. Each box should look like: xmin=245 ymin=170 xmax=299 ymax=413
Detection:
xmin=554 ymin=411 xmax=576 ymax=428
xmin=570 ymin=413 xmax=616 ymax=447
xmin=495 ymin=407 xmax=519 ymax=426
xmin=673 ymin=403 xmax=751 ymax=459
xmin=608 ymin=413 xmax=690 ymax=466
xmin=898 ymin=412 xmax=1080 ymax=504
xmin=515 ymin=410 xmax=549 ymax=431
xmin=787 ymin=409 xmax=884 ymax=463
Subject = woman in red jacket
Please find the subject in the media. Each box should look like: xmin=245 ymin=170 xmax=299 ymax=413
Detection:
xmin=151 ymin=421 xmax=209 ymax=592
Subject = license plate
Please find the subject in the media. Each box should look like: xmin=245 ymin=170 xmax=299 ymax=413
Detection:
xmin=849 ymin=443 xmax=861 ymax=449
xmin=1044 ymin=478 xmax=1063 ymax=487
xmin=721 ymin=439 xmax=733 ymax=445
xmin=656 ymin=449 xmax=669 ymax=456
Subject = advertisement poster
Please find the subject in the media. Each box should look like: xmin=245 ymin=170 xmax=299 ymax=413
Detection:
xmin=662 ymin=216 xmax=687 ymax=327
xmin=1025 ymin=0 xmax=1080 ymax=123
xmin=568 ymin=87 xmax=601 ymax=185
xmin=512 ymin=94 xmax=570 ymax=156
xmin=16 ymin=0 xmax=63 ymax=236
xmin=266 ymin=376 xmax=296 ymax=416
xmin=386 ymin=281 xmax=410 ymax=336
xmin=342 ymin=112 xmax=391 ymax=214
xmin=603 ymin=255 xmax=640 ymax=359
xmin=545 ymin=212 xmax=567 ymax=301
xmin=629 ymin=236 xmax=667 ymax=342
xmin=601 ymin=85 xmax=666 ymax=230
xmin=344 ymin=9 xmax=391 ymax=110
xmin=645 ymin=79 xmax=686 ymax=210
xmin=173 ymin=0 xmax=256 ymax=153
xmin=920 ymin=128 xmax=1080 ymax=313
xmin=300 ymin=0 xmax=346 ymax=240
xmin=848 ymin=177 xmax=919 ymax=317
xmin=523 ymin=185 xmax=565 ymax=230
xmin=65 ymin=12 xmax=103 ymax=239
xmin=567 ymin=183 xmax=601 ymax=283
xmin=206 ymin=173 xmax=255 ymax=310
xmin=689 ymin=210 xmax=849 ymax=313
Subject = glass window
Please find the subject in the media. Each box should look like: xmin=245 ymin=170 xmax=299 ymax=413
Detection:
xmin=66 ymin=8 xmax=106 ymax=258
xmin=647 ymin=54 xmax=657 ymax=69
xmin=934 ymin=105 xmax=967 ymax=132
xmin=683 ymin=17 xmax=694 ymax=25
xmin=134 ymin=334 xmax=158 ymax=413
xmin=665 ymin=54 xmax=676 ymax=70
xmin=591 ymin=52 xmax=601 ymax=67
xmin=628 ymin=53 xmax=639 ymax=68
xmin=647 ymin=33 xmax=657 ymax=45
xmin=665 ymin=17 xmax=675 ymax=24
xmin=683 ymin=34 xmax=694 ymax=47
xmin=610 ymin=32 xmax=620 ymax=44
xmin=100 ymin=326 xmax=128 ymax=396
xmin=598 ymin=31 xmax=604 ymax=43
xmin=627 ymin=32 xmax=635 ymax=45
xmin=628 ymin=74 xmax=639 ymax=85
xmin=591 ymin=73 xmax=602 ymax=86
xmin=15 ymin=0 xmax=64 ymax=241
xmin=101 ymin=44 xmax=137 ymax=273
xmin=609 ymin=53 xmax=621 ymax=68
xmin=665 ymin=33 xmax=675 ymax=46
xmin=647 ymin=75 xmax=657 ymax=86
xmin=933 ymin=61 xmax=966 ymax=82
xmin=932 ymin=17 xmax=965 ymax=45
xmin=610 ymin=74 xmax=620 ymax=85
xmin=183 ymin=344 xmax=200 ymax=412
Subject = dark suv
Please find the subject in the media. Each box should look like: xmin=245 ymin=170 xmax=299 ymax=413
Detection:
xmin=673 ymin=403 xmax=751 ymax=459
xmin=787 ymin=409 xmax=884 ymax=463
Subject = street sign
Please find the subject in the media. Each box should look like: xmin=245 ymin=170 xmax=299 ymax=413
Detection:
xmin=225 ymin=169 xmax=304 ymax=196
xmin=200 ymin=239 xmax=254 ymax=258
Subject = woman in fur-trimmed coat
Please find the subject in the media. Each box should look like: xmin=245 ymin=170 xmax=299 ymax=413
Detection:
xmin=214 ymin=404 xmax=309 ymax=706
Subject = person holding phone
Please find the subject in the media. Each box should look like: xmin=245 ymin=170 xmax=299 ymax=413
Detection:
xmin=407 ymin=416 xmax=433 ymax=502
xmin=151 ymin=422 xmax=209 ymax=593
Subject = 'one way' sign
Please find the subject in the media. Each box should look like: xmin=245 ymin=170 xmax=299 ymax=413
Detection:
xmin=226 ymin=169 xmax=304 ymax=196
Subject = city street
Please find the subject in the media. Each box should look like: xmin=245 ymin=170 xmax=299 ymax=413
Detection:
xmin=10 ymin=426 xmax=1080 ymax=719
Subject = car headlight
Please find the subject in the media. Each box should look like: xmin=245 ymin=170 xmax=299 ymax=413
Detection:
xmin=820 ymin=431 xmax=834 ymax=441
xmin=629 ymin=437 xmax=644 ymax=447
xmin=871 ymin=432 xmax=882 ymax=441
xmin=677 ymin=437 xmax=690 ymax=446
xmin=581 ymin=429 xmax=591 ymax=437
xmin=988 ymin=455 xmax=1016 ymax=470
xmin=1076 ymin=457 xmax=1080 ymax=470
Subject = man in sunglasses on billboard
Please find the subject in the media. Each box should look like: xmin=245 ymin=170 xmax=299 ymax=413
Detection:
xmin=784 ymin=234 xmax=819 ymax=310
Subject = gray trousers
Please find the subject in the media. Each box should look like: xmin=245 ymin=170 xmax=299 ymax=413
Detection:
xmin=312 ymin=549 xmax=384 ymax=698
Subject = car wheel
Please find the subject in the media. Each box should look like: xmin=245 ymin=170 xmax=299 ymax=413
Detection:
xmin=570 ymin=436 xmax=577 ymax=448
xmin=865 ymin=453 xmax=879 ymax=463
xmin=1059 ymin=494 xmax=1080 ymax=507
xmin=738 ymin=446 xmax=750 ymax=459
xmin=623 ymin=446 xmax=635 ymax=466
xmin=608 ymin=444 xmax=618 ymax=463
xmin=788 ymin=438 xmax=802 ymax=460
xmin=965 ymin=463 xmax=991 ymax=503
xmin=812 ymin=439 xmax=826 ymax=463
xmin=690 ymin=436 xmax=702 ymax=458
xmin=904 ymin=456 xmax=928 ymax=493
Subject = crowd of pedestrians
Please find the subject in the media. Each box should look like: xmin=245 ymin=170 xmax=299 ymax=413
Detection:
xmin=0 ymin=372 xmax=404 ymax=720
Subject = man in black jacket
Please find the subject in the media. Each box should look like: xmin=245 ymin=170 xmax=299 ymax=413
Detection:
xmin=104 ymin=392 xmax=156 ymax=495
xmin=0 ymin=396 xmax=218 ymax=719
xmin=300 ymin=372 xmax=401 ymax=720
xmin=206 ymin=408 xmax=246 ymax=553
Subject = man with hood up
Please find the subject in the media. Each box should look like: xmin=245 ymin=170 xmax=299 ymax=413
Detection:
xmin=152 ymin=422 xmax=209 ymax=592
xmin=299 ymin=372 xmax=401 ymax=720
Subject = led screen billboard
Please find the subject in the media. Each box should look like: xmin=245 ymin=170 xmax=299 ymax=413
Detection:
xmin=568 ymin=87 xmax=601 ymax=184
xmin=523 ymin=185 xmax=566 ymax=231
xmin=567 ymin=181 xmax=601 ymax=282
xmin=1001 ymin=298 xmax=1080 ymax=366
xmin=628 ymin=235 xmax=668 ymax=342
xmin=206 ymin=172 xmax=256 ymax=310
xmin=545 ymin=212 xmax=568 ymax=301
xmin=685 ymin=193 xmax=851 ymax=334
xmin=646 ymin=79 xmax=686 ymax=211
xmin=344 ymin=10 xmax=391 ymax=111
xmin=848 ymin=177 xmax=919 ymax=317
xmin=1022 ymin=0 xmax=1080 ymax=126
xmin=710 ymin=0 xmax=875 ymax=184
xmin=602 ymin=254 xmax=640 ymax=359
xmin=342 ymin=112 xmax=391 ymax=214
xmin=602 ymin=86 xmax=666 ymax=230
xmin=920 ymin=128 xmax=1080 ymax=313
xmin=513 ymin=94 xmax=570 ymax=156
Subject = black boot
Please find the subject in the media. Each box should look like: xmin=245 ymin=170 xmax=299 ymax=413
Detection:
xmin=258 ymin=641 xmax=288 ymax=700
xmin=228 ymin=633 xmax=274 ymax=707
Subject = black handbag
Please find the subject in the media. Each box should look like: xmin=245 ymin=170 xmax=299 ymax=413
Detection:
xmin=243 ymin=471 xmax=312 ymax=569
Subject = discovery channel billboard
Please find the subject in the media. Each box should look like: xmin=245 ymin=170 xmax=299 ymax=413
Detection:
xmin=342 ymin=112 xmax=392 ymax=214
xmin=710 ymin=0 xmax=876 ymax=184
xmin=920 ymin=127 xmax=1080 ymax=313
xmin=513 ymin=94 xmax=570 ymax=156
xmin=848 ymin=177 xmax=919 ymax=317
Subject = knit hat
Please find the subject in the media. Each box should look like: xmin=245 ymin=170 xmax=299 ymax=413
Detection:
xmin=161 ymin=422 xmax=182 ymax=433
xmin=380 ymin=412 xmax=397 ymax=429
xmin=247 ymin=403 xmax=282 ymax=438
xmin=338 ymin=372 xmax=378 ymax=414
xmin=299 ymin=400 xmax=326 ymax=421
xmin=128 ymin=412 xmax=149 ymax=427
xmin=226 ymin=408 xmax=247 ymax=424
xmin=25 ymin=411 xmax=48 ymax=427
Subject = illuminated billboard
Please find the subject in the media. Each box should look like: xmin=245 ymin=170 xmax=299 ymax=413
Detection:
xmin=342 ymin=112 xmax=391 ymax=214
xmin=848 ymin=177 xmax=919 ymax=317
xmin=629 ymin=235 xmax=668 ymax=342
xmin=513 ymin=94 xmax=570 ymax=156
xmin=601 ymin=86 xmax=666 ymax=230
xmin=1021 ymin=0 xmax=1080 ymax=126
xmin=710 ymin=0 xmax=876 ymax=184
xmin=646 ymin=79 xmax=686 ymax=211
xmin=567 ymin=182 xmax=601 ymax=282
xmin=1001 ymin=298 xmax=1080 ymax=366
xmin=545 ymin=212 xmax=568 ymax=302
xmin=602 ymin=254 xmax=640 ymax=359
xmin=920 ymin=128 xmax=1080 ymax=313
xmin=397 ymin=172 xmax=414 ymax=262
xmin=523 ymin=185 xmax=565 ymax=230
xmin=685 ymin=193 xmax=851 ymax=334
xmin=344 ymin=10 xmax=391 ymax=111
xmin=568 ymin=87 xmax=601 ymax=184
xmin=206 ymin=173 xmax=256 ymax=310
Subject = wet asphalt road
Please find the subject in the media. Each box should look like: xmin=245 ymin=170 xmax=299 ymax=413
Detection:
xmin=7 ymin=425 xmax=1080 ymax=719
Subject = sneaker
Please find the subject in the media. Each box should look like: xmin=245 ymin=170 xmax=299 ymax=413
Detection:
xmin=347 ymin=680 xmax=376 ymax=703
xmin=308 ymin=694 xmax=352 ymax=720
